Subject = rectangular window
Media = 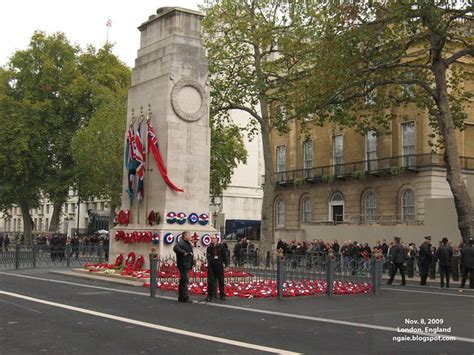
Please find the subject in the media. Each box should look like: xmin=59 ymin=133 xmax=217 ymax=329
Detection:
xmin=366 ymin=130 xmax=378 ymax=171
xmin=39 ymin=218 xmax=43 ymax=231
xmin=46 ymin=204 xmax=50 ymax=214
xmin=333 ymin=134 xmax=344 ymax=175
xmin=402 ymin=122 xmax=415 ymax=167
xmin=64 ymin=204 xmax=68 ymax=214
xmin=276 ymin=145 xmax=286 ymax=182
xmin=45 ymin=218 xmax=49 ymax=231
xmin=303 ymin=140 xmax=313 ymax=178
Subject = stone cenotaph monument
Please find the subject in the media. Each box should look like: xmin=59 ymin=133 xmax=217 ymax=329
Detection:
xmin=110 ymin=7 xmax=216 ymax=266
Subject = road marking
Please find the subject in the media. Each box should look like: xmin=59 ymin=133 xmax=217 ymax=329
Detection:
xmin=1 ymin=272 xmax=474 ymax=343
xmin=381 ymin=287 xmax=474 ymax=298
xmin=78 ymin=291 xmax=112 ymax=296
xmin=0 ymin=298 xmax=42 ymax=313
xmin=0 ymin=290 xmax=300 ymax=355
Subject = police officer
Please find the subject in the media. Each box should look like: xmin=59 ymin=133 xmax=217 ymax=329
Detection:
xmin=173 ymin=231 xmax=194 ymax=303
xmin=419 ymin=236 xmax=433 ymax=285
xmin=386 ymin=236 xmax=406 ymax=286
xmin=436 ymin=237 xmax=453 ymax=288
xmin=460 ymin=238 xmax=474 ymax=289
xmin=206 ymin=234 xmax=229 ymax=302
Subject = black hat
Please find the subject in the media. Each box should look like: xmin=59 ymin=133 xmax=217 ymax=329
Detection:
xmin=441 ymin=237 xmax=449 ymax=243
xmin=394 ymin=236 xmax=401 ymax=242
xmin=424 ymin=236 xmax=432 ymax=240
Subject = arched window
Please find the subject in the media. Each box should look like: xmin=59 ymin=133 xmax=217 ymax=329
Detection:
xmin=401 ymin=189 xmax=415 ymax=221
xmin=329 ymin=192 xmax=344 ymax=223
xmin=275 ymin=199 xmax=285 ymax=227
xmin=364 ymin=192 xmax=377 ymax=223
xmin=301 ymin=197 xmax=312 ymax=223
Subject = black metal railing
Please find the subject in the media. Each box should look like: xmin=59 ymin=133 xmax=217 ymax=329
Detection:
xmin=148 ymin=251 xmax=382 ymax=298
xmin=0 ymin=243 xmax=106 ymax=270
xmin=275 ymin=153 xmax=474 ymax=184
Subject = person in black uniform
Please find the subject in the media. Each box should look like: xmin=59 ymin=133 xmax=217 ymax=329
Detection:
xmin=206 ymin=235 xmax=229 ymax=302
xmin=419 ymin=236 xmax=433 ymax=285
xmin=386 ymin=236 xmax=406 ymax=286
xmin=436 ymin=237 xmax=453 ymax=288
xmin=460 ymin=238 xmax=474 ymax=289
xmin=173 ymin=231 xmax=194 ymax=303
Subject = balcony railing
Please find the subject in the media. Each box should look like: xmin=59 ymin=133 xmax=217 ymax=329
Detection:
xmin=306 ymin=213 xmax=424 ymax=226
xmin=274 ymin=153 xmax=474 ymax=185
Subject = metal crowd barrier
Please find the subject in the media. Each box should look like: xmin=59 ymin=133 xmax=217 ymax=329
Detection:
xmin=0 ymin=242 xmax=106 ymax=270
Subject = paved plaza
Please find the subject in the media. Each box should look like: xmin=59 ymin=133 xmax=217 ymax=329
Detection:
xmin=0 ymin=268 xmax=473 ymax=354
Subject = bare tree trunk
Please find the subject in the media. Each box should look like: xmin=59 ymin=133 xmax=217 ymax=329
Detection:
xmin=20 ymin=202 xmax=32 ymax=244
xmin=49 ymin=201 xmax=63 ymax=232
xmin=259 ymin=100 xmax=276 ymax=260
xmin=432 ymin=56 xmax=472 ymax=244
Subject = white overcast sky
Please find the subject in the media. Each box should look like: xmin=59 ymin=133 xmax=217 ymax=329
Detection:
xmin=0 ymin=0 xmax=202 ymax=68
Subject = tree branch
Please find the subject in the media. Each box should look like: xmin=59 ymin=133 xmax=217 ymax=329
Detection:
xmin=445 ymin=47 xmax=474 ymax=66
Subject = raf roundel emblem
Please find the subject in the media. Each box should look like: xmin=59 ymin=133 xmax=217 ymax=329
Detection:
xmin=176 ymin=233 xmax=183 ymax=243
xmin=201 ymin=234 xmax=211 ymax=246
xmin=164 ymin=233 xmax=175 ymax=245
xmin=188 ymin=213 xmax=199 ymax=224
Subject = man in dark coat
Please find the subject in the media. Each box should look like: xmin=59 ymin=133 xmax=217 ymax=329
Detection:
xmin=206 ymin=235 xmax=230 ymax=302
xmin=419 ymin=236 xmax=433 ymax=285
xmin=386 ymin=237 xmax=406 ymax=285
xmin=173 ymin=231 xmax=194 ymax=303
xmin=460 ymin=238 xmax=474 ymax=289
xmin=436 ymin=237 xmax=453 ymax=288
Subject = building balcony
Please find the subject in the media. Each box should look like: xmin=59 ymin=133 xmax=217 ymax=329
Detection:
xmin=274 ymin=153 xmax=474 ymax=186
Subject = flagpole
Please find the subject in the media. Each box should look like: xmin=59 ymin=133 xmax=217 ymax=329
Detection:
xmin=145 ymin=105 xmax=152 ymax=224
xmin=137 ymin=107 xmax=144 ymax=225
xmin=106 ymin=18 xmax=112 ymax=44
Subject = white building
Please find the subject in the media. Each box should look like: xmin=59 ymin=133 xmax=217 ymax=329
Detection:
xmin=211 ymin=109 xmax=264 ymax=239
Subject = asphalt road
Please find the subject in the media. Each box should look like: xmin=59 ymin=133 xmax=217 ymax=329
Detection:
xmin=0 ymin=268 xmax=473 ymax=354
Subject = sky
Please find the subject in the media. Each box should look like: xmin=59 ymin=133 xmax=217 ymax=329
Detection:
xmin=0 ymin=0 xmax=202 ymax=68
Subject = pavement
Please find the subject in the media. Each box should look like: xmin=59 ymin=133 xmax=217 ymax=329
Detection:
xmin=381 ymin=273 xmax=465 ymax=287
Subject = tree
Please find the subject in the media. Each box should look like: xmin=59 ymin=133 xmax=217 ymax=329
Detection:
xmin=0 ymin=68 xmax=48 ymax=241
xmin=71 ymin=99 xmax=127 ymax=222
xmin=0 ymin=31 xmax=131 ymax=239
xmin=210 ymin=120 xmax=248 ymax=198
xmin=202 ymin=0 xmax=309 ymax=255
xmin=287 ymin=1 xmax=474 ymax=243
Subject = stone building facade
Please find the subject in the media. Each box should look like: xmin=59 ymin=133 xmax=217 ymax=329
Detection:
xmin=271 ymin=104 xmax=474 ymax=245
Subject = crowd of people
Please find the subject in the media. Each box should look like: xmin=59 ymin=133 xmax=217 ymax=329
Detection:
xmin=0 ymin=232 xmax=110 ymax=261
xmin=274 ymin=236 xmax=474 ymax=289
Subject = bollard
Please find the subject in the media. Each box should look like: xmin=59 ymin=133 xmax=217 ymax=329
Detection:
xmin=150 ymin=251 xmax=158 ymax=298
xmin=32 ymin=239 xmax=37 ymax=268
xmin=371 ymin=256 xmax=377 ymax=295
xmin=326 ymin=255 xmax=335 ymax=297
xmin=66 ymin=243 xmax=71 ymax=267
xmin=377 ymin=259 xmax=383 ymax=290
xmin=276 ymin=255 xmax=285 ymax=300
xmin=99 ymin=241 xmax=104 ymax=263
xmin=15 ymin=241 xmax=21 ymax=270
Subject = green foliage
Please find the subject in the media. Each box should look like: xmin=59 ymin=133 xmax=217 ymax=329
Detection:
xmin=351 ymin=170 xmax=366 ymax=180
xmin=210 ymin=121 xmax=248 ymax=197
xmin=293 ymin=177 xmax=306 ymax=187
xmin=390 ymin=166 xmax=407 ymax=176
xmin=321 ymin=174 xmax=335 ymax=183
xmin=0 ymin=31 xmax=131 ymax=232
xmin=72 ymin=99 xmax=127 ymax=210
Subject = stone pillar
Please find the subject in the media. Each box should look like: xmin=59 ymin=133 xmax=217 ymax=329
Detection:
xmin=110 ymin=7 xmax=215 ymax=265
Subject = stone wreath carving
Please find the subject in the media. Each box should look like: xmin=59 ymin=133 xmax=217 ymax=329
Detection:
xmin=170 ymin=77 xmax=207 ymax=122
